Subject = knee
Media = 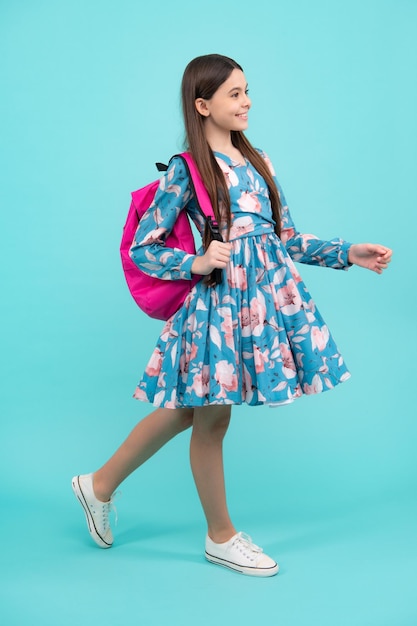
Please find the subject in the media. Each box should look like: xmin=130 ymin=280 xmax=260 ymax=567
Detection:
xmin=208 ymin=416 xmax=230 ymax=441
xmin=192 ymin=406 xmax=231 ymax=441
xmin=174 ymin=408 xmax=194 ymax=433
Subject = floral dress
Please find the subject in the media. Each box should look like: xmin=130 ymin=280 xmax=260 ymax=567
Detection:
xmin=129 ymin=151 xmax=352 ymax=408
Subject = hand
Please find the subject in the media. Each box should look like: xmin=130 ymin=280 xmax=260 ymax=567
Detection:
xmin=191 ymin=240 xmax=232 ymax=276
xmin=348 ymin=243 xmax=393 ymax=274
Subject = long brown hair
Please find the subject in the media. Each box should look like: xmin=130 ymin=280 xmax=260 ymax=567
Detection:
xmin=181 ymin=54 xmax=282 ymax=244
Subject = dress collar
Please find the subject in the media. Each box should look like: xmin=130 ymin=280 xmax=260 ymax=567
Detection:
xmin=213 ymin=151 xmax=246 ymax=168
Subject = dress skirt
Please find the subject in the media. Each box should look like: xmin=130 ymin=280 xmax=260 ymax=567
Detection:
xmin=133 ymin=229 xmax=350 ymax=408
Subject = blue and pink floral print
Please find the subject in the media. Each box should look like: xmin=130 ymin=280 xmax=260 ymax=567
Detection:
xmin=129 ymin=151 xmax=352 ymax=408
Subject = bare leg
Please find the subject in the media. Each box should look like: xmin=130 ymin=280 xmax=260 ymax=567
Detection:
xmin=190 ymin=405 xmax=236 ymax=544
xmin=93 ymin=407 xmax=194 ymax=501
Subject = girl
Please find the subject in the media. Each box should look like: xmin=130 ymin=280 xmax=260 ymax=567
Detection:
xmin=72 ymin=54 xmax=392 ymax=577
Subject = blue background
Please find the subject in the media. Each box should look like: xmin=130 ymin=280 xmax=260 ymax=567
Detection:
xmin=1 ymin=1 xmax=416 ymax=624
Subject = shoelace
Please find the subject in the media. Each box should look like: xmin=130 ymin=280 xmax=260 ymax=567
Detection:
xmin=233 ymin=532 xmax=263 ymax=555
xmin=91 ymin=491 xmax=120 ymax=530
xmin=107 ymin=491 xmax=120 ymax=526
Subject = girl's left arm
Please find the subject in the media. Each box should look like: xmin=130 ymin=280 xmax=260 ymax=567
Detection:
xmin=129 ymin=157 xmax=198 ymax=281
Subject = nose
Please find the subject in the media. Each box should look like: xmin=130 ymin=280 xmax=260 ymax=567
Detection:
xmin=244 ymin=93 xmax=251 ymax=109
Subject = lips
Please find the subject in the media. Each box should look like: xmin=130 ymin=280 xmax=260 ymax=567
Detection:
xmin=236 ymin=113 xmax=248 ymax=120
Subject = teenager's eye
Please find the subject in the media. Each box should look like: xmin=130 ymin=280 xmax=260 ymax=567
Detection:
xmin=231 ymin=92 xmax=239 ymax=98
xmin=245 ymin=89 xmax=249 ymax=95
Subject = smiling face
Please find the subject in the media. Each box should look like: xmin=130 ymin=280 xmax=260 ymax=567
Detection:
xmin=195 ymin=68 xmax=251 ymax=136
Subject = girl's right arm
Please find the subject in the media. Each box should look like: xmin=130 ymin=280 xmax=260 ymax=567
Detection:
xmin=260 ymin=150 xmax=352 ymax=270
xmin=276 ymin=179 xmax=352 ymax=270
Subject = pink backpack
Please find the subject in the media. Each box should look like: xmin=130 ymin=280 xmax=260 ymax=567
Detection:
xmin=120 ymin=152 xmax=221 ymax=320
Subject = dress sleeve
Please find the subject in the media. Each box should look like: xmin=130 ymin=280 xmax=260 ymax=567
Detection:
xmin=260 ymin=150 xmax=352 ymax=269
xmin=129 ymin=157 xmax=197 ymax=281
xmin=277 ymin=180 xmax=352 ymax=269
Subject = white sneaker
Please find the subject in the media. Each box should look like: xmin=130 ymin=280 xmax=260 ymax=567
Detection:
xmin=71 ymin=474 xmax=116 ymax=548
xmin=205 ymin=532 xmax=279 ymax=577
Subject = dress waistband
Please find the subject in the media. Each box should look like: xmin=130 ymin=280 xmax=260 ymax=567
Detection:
xmin=225 ymin=221 xmax=276 ymax=242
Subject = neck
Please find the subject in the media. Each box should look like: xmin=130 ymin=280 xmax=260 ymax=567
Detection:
xmin=204 ymin=124 xmax=234 ymax=154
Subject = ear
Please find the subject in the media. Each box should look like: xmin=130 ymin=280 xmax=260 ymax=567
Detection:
xmin=195 ymin=98 xmax=210 ymax=117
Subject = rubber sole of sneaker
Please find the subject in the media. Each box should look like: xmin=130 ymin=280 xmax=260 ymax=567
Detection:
xmin=71 ymin=476 xmax=113 ymax=549
xmin=205 ymin=551 xmax=279 ymax=577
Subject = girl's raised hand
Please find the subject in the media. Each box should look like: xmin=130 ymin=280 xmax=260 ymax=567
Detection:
xmin=191 ymin=240 xmax=232 ymax=276
xmin=348 ymin=243 xmax=393 ymax=274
